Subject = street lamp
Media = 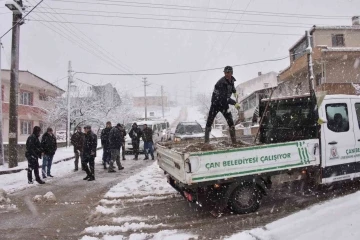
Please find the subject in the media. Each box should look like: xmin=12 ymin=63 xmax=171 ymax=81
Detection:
xmin=5 ymin=0 xmax=24 ymax=14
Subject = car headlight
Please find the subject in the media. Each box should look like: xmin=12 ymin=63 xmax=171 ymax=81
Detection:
xmin=174 ymin=137 xmax=181 ymax=142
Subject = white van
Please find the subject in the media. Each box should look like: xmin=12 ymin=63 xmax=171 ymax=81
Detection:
xmin=124 ymin=120 xmax=164 ymax=153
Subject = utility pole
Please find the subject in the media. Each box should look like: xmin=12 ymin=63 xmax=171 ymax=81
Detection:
xmin=142 ymin=77 xmax=149 ymax=120
xmin=66 ymin=61 xmax=73 ymax=147
xmin=0 ymin=41 xmax=4 ymax=165
xmin=8 ymin=1 xmax=23 ymax=168
xmin=161 ymin=85 xmax=164 ymax=118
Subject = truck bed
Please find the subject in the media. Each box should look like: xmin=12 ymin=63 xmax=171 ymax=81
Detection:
xmin=157 ymin=139 xmax=320 ymax=185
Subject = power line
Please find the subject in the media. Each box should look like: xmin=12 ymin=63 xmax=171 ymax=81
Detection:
xmin=73 ymin=55 xmax=289 ymax=76
xmin=27 ymin=19 xmax=302 ymax=36
xmin=32 ymin=7 xmax=340 ymax=26
xmin=48 ymin=0 xmax=351 ymax=19
xmin=31 ymin=11 xmax=313 ymax=29
xmin=38 ymin=1 xmax=141 ymax=79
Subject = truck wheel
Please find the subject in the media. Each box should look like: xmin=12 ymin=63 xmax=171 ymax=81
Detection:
xmin=228 ymin=183 xmax=261 ymax=214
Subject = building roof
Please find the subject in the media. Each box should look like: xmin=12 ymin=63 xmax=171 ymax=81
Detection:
xmin=1 ymin=69 xmax=65 ymax=93
xmin=321 ymin=47 xmax=360 ymax=52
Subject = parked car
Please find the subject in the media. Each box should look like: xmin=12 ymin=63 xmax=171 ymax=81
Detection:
xmin=173 ymin=122 xmax=205 ymax=142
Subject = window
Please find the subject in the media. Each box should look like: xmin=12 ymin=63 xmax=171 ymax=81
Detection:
xmin=264 ymin=83 xmax=269 ymax=88
xmin=326 ymin=103 xmax=349 ymax=132
xmin=20 ymin=91 xmax=33 ymax=105
xmin=355 ymin=103 xmax=360 ymax=129
xmin=149 ymin=112 xmax=155 ymax=117
xmin=332 ymin=34 xmax=345 ymax=47
xmin=1 ymin=85 xmax=3 ymax=101
xmin=21 ymin=121 xmax=32 ymax=135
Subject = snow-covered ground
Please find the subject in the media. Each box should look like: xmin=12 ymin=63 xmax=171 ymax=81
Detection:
xmin=225 ymin=191 xmax=360 ymax=240
xmin=81 ymin=162 xmax=197 ymax=240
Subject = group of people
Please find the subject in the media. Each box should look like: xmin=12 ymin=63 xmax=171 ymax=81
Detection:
xmin=100 ymin=122 xmax=155 ymax=169
xmin=25 ymin=125 xmax=98 ymax=184
xmin=25 ymin=120 xmax=157 ymax=184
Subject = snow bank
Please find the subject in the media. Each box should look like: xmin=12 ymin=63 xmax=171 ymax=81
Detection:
xmin=225 ymin=191 xmax=360 ymax=240
xmin=81 ymin=230 xmax=196 ymax=240
xmin=105 ymin=162 xmax=176 ymax=198
xmin=85 ymin=222 xmax=167 ymax=234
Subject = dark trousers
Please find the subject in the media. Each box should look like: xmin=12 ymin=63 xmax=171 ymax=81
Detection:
xmin=132 ymin=141 xmax=140 ymax=158
xmin=102 ymin=148 xmax=111 ymax=165
xmin=27 ymin=156 xmax=41 ymax=182
xmin=121 ymin=143 xmax=126 ymax=160
xmin=82 ymin=155 xmax=95 ymax=178
xmin=206 ymin=104 xmax=235 ymax=128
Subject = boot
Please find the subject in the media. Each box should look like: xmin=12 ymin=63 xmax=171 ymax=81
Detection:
xmin=229 ymin=126 xmax=237 ymax=144
xmin=36 ymin=179 xmax=45 ymax=184
xmin=205 ymin=127 xmax=211 ymax=143
xmin=151 ymin=154 xmax=155 ymax=160
xmin=83 ymin=176 xmax=90 ymax=180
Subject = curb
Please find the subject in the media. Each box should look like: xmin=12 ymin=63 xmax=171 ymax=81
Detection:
xmin=0 ymin=147 xmax=103 ymax=176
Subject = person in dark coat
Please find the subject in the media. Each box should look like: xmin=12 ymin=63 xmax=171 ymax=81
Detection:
xmin=101 ymin=121 xmax=112 ymax=169
xmin=26 ymin=126 xmax=45 ymax=184
xmin=205 ymin=66 xmax=240 ymax=144
xmin=129 ymin=123 xmax=142 ymax=160
xmin=142 ymin=124 xmax=154 ymax=160
xmin=108 ymin=123 xmax=125 ymax=172
xmin=82 ymin=125 xmax=98 ymax=181
xmin=41 ymin=127 xmax=57 ymax=178
xmin=119 ymin=124 xmax=127 ymax=160
xmin=71 ymin=126 xmax=84 ymax=171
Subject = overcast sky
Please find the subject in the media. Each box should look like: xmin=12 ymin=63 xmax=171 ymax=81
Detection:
xmin=0 ymin=0 xmax=359 ymax=103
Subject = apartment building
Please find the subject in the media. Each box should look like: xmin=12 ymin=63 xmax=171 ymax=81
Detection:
xmin=278 ymin=16 xmax=360 ymax=97
xmin=1 ymin=70 xmax=65 ymax=142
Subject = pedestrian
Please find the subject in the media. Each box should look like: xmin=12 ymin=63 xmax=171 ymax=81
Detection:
xmin=205 ymin=66 xmax=240 ymax=144
xmin=41 ymin=127 xmax=57 ymax=178
xmin=82 ymin=125 xmax=98 ymax=181
xmin=101 ymin=121 xmax=112 ymax=169
xmin=71 ymin=126 xmax=84 ymax=171
xmin=142 ymin=124 xmax=154 ymax=160
xmin=25 ymin=126 xmax=45 ymax=184
xmin=108 ymin=123 xmax=125 ymax=172
xmin=119 ymin=124 xmax=127 ymax=161
xmin=129 ymin=123 xmax=142 ymax=160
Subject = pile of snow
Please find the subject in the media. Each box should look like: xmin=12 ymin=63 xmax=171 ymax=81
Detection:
xmin=0 ymin=188 xmax=16 ymax=210
xmin=85 ymin=222 xmax=167 ymax=235
xmin=32 ymin=191 xmax=57 ymax=203
xmin=225 ymin=190 xmax=360 ymax=240
xmin=43 ymin=191 xmax=57 ymax=203
xmin=105 ymin=162 xmax=176 ymax=198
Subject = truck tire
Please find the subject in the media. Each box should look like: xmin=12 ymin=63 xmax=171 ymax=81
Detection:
xmin=228 ymin=183 xmax=261 ymax=214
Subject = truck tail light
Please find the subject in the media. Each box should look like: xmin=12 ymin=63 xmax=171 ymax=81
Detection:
xmin=184 ymin=191 xmax=193 ymax=202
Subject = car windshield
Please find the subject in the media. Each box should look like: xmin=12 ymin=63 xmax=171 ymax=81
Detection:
xmin=137 ymin=124 xmax=152 ymax=130
xmin=175 ymin=124 xmax=203 ymax=134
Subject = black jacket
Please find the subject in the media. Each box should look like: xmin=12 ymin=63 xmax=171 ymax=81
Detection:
xmin=83 ymin=131 xmax=98 ymax=157
xmin=41 ymin=132 xmax=57 ymax=156
xmin=211 ymin=76 xmax=237 ymax=109
xmin=25 ymin=134 xmax=42 ymax=159
xmin=129 ymin=127 xmax=143 ymax=142
xmin=71 ymin=131 xmax=84 ymax=151
xmin=101 ymin=127 xmax=112 ymax=149
xmin=142 ymin=127 xmax=153 ymax=142
xmin=109 ymin=127 xmax=125 ymax=149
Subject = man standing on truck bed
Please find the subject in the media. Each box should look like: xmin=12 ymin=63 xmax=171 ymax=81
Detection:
xmin=205 ymin=66 xmax=240 ymax=144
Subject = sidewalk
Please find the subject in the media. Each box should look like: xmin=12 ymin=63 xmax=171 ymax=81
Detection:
xmin=0 ymin=140 xmax=102 ymax=175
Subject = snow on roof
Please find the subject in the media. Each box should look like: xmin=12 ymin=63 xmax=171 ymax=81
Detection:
xmin=321 ymin=47 xmax=360 ymax=52
xmin=352 ymin=83 xmax=360 ymax=94
xmin=313 ymin=25 xmax=360 ymax=31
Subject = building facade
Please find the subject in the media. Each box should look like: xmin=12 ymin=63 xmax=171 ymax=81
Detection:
xmin=278 ymin=17 xmax=360 ymax=97
xmin=1 ymin=70 xmax=65 ymax=142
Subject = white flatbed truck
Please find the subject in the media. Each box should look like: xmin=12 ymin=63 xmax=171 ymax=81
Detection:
xmin=157 ymin=94 xmax=360 ymax=214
